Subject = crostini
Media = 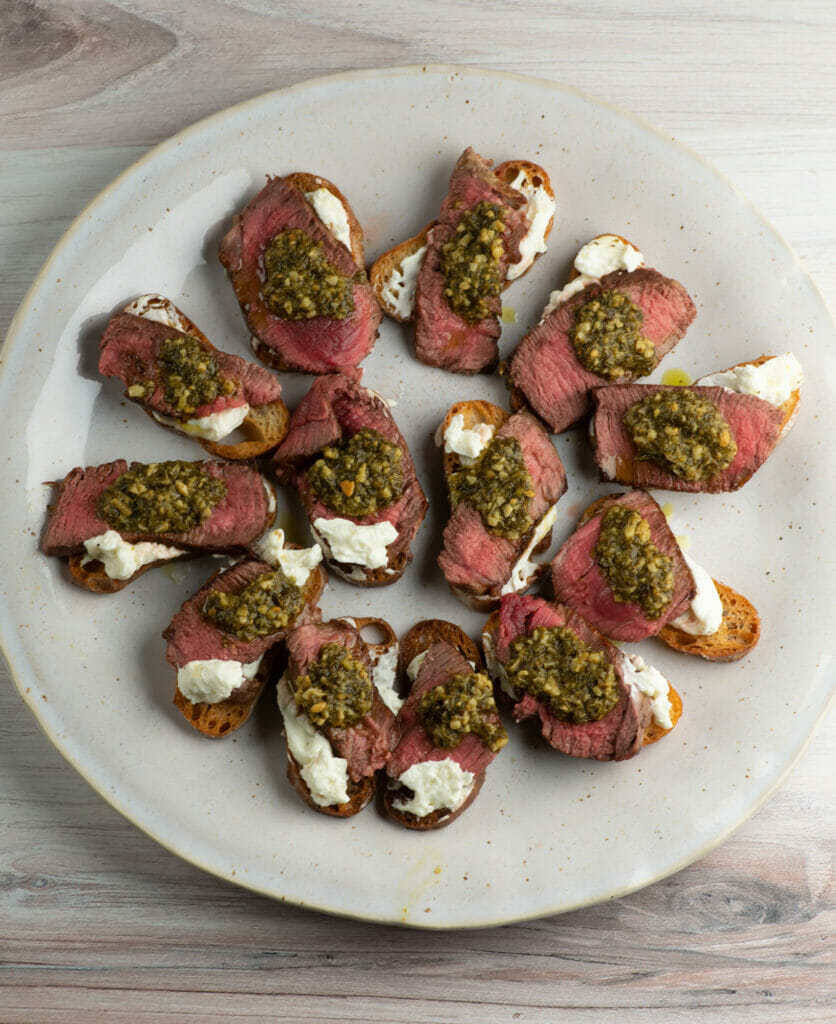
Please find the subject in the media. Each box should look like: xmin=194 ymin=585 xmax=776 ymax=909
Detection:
xmin=272 ymin=370 xmax=427 ymax=586
xmin=435 ymin=399 xmax=566 ymax=610
xmin=506 ymin=234 xmax=696 ymax=432
xmin=550 ymin=490 xmax=760 ymax=661
xmin=277 ymin=617 xmax=400 ymax=817
xmin=372 ymin=148 xmax=554 ymax=373
xmin=164 ymin=530 xmax=326 ymax=738
xmin=219 ymin=172 xmax=381 ymax=375
xmin=99 ymin=294 xmax=289 ymax=459
xmin=482 ymin=594 xmax=681 ymax=760
xmin=42 ymin=459 xmax=276 ymax=593
xmin=384 ymin=619 xmax=507 ymax=830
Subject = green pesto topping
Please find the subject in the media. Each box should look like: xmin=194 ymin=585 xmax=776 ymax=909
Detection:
xmin=570 ymin=291 xmax=656 ymax=380
xmin=624 ymin=388 xmax=738 ymax=481
xmin=448 ymin=435 xmax=534 ymax=540
xmin=262 ymin=228 xmax=354 ymax=320
xmin=416 ymin=672 xmax=508 ymax=752
xmin=306 ymin=427 xmax=404 ymax=516
xmin=157 ymin=335 xmax=236 ymax=416
xmin=293 ymin=642 xmax=372 ymax=728
xmin=203 ymin=567 xmax=303 ymax=643
xmin=593 ymin=505 xmax=674 ymax=619
xmin=97 ymin=461 xmax=227 ymax=534
xmin=505 ymin=626 xmax=619 ymax=724
xmin=440 ymin=201 xmax=506 ymax=324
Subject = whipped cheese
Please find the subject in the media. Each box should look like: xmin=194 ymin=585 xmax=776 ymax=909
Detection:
xmin=305 ymin=187 xmax=352 ymax=249
xmin=380 ymin=245 xmax=427 ymax=319
xmin=506 ymin=170 xmax=556 ymax=281
xmin=370 ymin=645 xmax=403 ymax=715
xmin=405 ymin=650 xmax=427 ymax=683
xmin=542 ymin=234 xmax=645 ymax=317
xmin=393 ymin=758 xmax=475 ymax=818
xmin=151 ymin=404 xmax=250 ymax=442
xmin=698 ymin=352 xmax=803 ymax=408
xmin=312 ymin=517 xmax=398 ymax=570
xmin=81 ymin=530 xmax=183 ymax=580
xmin=501 ymin=504 xmax=558 ymax=596
xmin=276 ymin=674 xmax=350 ymax=807
xmin=438 ymin=413 xmax=496 ymax=465
xmin=623 ymin=653 xmax=672 ymax=730
xmin=670 ymin=552 xmax=724 ymax=636
xmin=255 ymin=528 xmax=322 ymax=586
xmin=177 ymin=655 xmax=262 ymax=705
xmin=124 ymin=293 xmax=191 ymax=331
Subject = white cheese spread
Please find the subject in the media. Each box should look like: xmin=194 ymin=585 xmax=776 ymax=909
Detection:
xmin=438 ymin=413 xmax=496 ymax=465
xmin=622 ymin=653 xmax=673 ymax=730
xmin=81 ymin=530 xmax=183 ymax=581
xmin=393 ymin=758 xmax=475 ymax=818
xmin=405 ymin=650 xmax=427 ymax=683
xmin=501 ymin=504 xmax=558 ymax=596
xmin=670 ymin=552 xmax=724 ymax=636
xmin=380 ymin=245 xmax=427 ymax=319
xmin=177 ymin=655 xmax=263 ymax=705
xmin=506 ymin=170 xmax=556 ymax=281
xmin=276 ymin=674 xmax=350 ymax=807
xmin=370 ymin=645 xmax=403 ymax=715
xmin=124 ymin=293 xmax=191 ymax=332
xmin=542 ymin=234 xmax=645 ymax=317
xmin=255 ymin=528 xmax=322 ymax=586
xmin=697 ymin=352 xmax=803 ymax=408
xmin=305 ymin=187 xmax=352 ymax=249
xmin=151 ymin=403 xmax=250 ymax=442
xmin=312 ymin=517 xmax=398 ymax=570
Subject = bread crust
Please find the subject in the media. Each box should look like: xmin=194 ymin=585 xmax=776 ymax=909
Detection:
xmin=122 ymin=294 xmax=290 ymax=460
xmin=658 ymin=579 xmax=760 ymax=662
xmin=284 ymin=171 xmax=366 ymax=267
xmin=68 ymin=551 xmax=198 ymax=593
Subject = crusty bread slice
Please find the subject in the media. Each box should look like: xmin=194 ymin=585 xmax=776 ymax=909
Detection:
xmin=284 ymin=171 xmax=366 ymax=267
xmin=494 ymin=158 xmax=555 ymax=281
xmin=696 ymin=354 xmax=801 ymax=441
xmin=384 ymin=619 xmax=487 ymax=831
xmin=658 ymin=579 xmax=760 ymax=662
xmin=68 ymin=550 xmax=197 ymax=594
xmin=124 ymin=294 xmax=290 ymax=460
xmin=173 ymin=559 xmax=327 ymax=739
xmin=323 ymin=548 xmax=410 ymax=589
xmin=566 ymin=233 xmax=641 ymax=283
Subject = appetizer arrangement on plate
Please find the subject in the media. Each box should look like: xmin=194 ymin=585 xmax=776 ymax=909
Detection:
xmin=38 ymin=144 xmax=803 ymax=830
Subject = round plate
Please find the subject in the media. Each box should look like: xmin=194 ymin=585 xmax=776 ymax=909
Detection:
xmin=2 ymin=65 xmax=834 ymax=928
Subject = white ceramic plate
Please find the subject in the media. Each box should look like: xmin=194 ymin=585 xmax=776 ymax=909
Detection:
xmin=2 ymin=66 xmax=834 ymax=929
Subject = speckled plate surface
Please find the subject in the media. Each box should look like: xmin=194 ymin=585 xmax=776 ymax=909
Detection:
xmin=1 ymin=65 xmax=834 ymax=928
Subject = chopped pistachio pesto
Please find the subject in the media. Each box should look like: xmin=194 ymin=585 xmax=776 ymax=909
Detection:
xmin=293 ymin=642 xmax=372 ymax=728
xmin=306 ymin=427 xmax=404 ymax=517
xmin=262 ymin=228 xmax=354 ymax=320
xmin=448 ymin=435 xmax=534 ymax=540
xmin=416 ymin=672 xmax=508 ymax=752
xmin=157 ymin=335 xmax=236 ymax=416
xmin=505 ymin=626 xmax=618 ymax=724
xmin=624 ymin=388 xmax=738 ymax=481
xmin=440 ymin=201 xmax=506 ymax=324
xmin=570 ymin=291 xmax=655 ymax=380
xmin=593 ymin=505 xmax=674 ymax=619
xmin=203 ymin=567 xmax=303 ymax=643
xmin=97 ymin=461 xmax=227 ymax=534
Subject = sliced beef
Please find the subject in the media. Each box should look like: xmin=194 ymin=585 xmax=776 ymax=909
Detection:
xmin=438 ymin=410 xmax=567 ymax=597
xmin=590 ymin=383 xmax=785 ymax=492
xmin=549 ymin=489 xmax=695 ymax=642
xmin=42 ymin=460 xmax=273 ymax=556
xmin=219 ymin=176 xmax=381 ymax=375
xmin=99 ymin=312 xmax=281 ymax=418
xmin=163 ymin=558 xmax=320 ymax=701
xmin=413 ymin=148 xmax=528 ymax=373
xmin=286 ymin=621 xmax=398 ymax=781
xmin=273 ymin=372 xmax=427 ymax=563
xmin=491 ymin=594 xmax=650 ymax=761
xmin=386 ymin=642 xmax=502 ymax=779
xmin=508 ymin=268 xmax=697 ymax=432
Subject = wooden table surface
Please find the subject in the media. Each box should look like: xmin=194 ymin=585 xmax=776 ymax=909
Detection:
xmin=2 ymin=2 xmax=834 ymax=1021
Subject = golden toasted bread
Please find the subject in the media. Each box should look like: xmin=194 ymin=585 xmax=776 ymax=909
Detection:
xmin=123 ymin=294 xmax=289 ymax=460
xmin=642 ymin=685 xmax=683 ymax=745
xmin=68 ymin=550 xmax=197 ymax=594
xmin=284 ymin=171 xmax=366 ymax=267
xmin=658 ymin=579 xmax=760 ymax=662
xmin=697 ymin=354 xmax=801 ymax=441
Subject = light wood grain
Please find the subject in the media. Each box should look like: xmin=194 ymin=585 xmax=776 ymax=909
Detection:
xmin=1 ymin=1 xmax=834 ymax=1021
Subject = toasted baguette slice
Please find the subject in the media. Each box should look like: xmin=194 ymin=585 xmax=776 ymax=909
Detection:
xmin=284 ymin=171 xmax=366 ymax=267
xmin=323 ymin=547 xmax=410 ymax=589
xmin=658 ymin=579 xmax=760 ymax=662
xmin=173 ymin=559 xmax=327 ymax=739
xmin=642 ymin=684 xmax=683 ymax=745
xmin=696 ymin=354 xmax=801 ymax=441
xmin=384 ymin=619 xmax=488 ymax=831
xmin=370 ymin=158 xmax=554 ymax=322
xmin=68 ymin=550 xmax=197 ymax=594
xmin=123 ymin=294 xmax=290 ymax=459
